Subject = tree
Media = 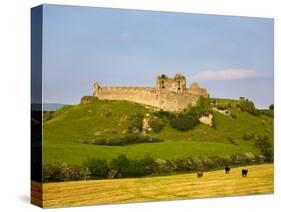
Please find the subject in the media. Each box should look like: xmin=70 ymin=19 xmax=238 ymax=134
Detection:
xmin=255 ymin=135 xmax=273 ymax=162
xmin=141 ymin=155 xmax=159 ymax=175
xmin=128 ymin=113 xmax=144 ymax=133
xmin=238 ymin=99 xmax=257 ymax=116
xmin=149 ymin=118 xmax=165 ymax=133
xmin=169 ymin=113 xmax=199 ymax=131
xmin=43 ymin=163 xmax=90 ymax=182
xmin=83 ymin=158 xmax=109 ymax=179
xmin=43 ymin=162 xmax=69 ymax=182
xmin=109 ymin=154 xmax=130 ymax=177
xmin=126 ymin=160 xmax=146 ymax=177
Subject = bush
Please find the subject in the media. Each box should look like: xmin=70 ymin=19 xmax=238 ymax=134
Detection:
xmin=44 ymin=151 xmax=270 ymax=182
xmin=188 ymin=98 xmax=211 ymax=117
xmin=173 ymin=157 xmax=191 ymax=172
xmin=217 ymin=105 xmax=228 ymax=110
xmin=237 ymin=99 xmax=258 ymax=116
xmin=159 ymin=74 xmax=168 ymax=79
xmin=80 ymin=96 xmax=97 ymax=104
xmin=92 ymin=138 xmax=107 ymax=145
xmin=153 ymin=110 xmax=176 ymax=120
xmin=149 ymin=118 xmax=165 ymax=133
xmin=210 ymin=99 xmax=217 ymax=105
xmin=86 ymin=134 xmax=163 ymax=146
xmin=171 ymin=153 xmax=264 ymax=173
xmin=230 ymin=109 xmax=238 ymax=118
xmin=169 ymin=113 xmax=199 ymax=131
xmin=231 ymin=113 xmax=237 ymax=119
xmin=43 ymin=162 xmax=90 ymax=182
xmin=201 ymin=157 xmax=216 ymax=169
xmin=173 ymin=157 xmax=197 ymax=172
xmin=230 ymin=154 xmax=244 ymax=165
xmin=243 ymin=133 xmax=255 ymax=141
xmin=140 ymin=155 xmax=159 ymax=175
xmin=128 ymin=113 xmax=144 ymax=133
xmin=168 ymin=97 xmax=212 ymax=131
xmin=43 ymin=162 xmax=69 ymax=182
xmin=257 ymin=109 xmax=273 ymax=117
xmin=125 ymin=159 xmax=146 ymax=177
xmin=255 ymin=135 xmax=273 ymax=162
xmin=156 ymin=159 xmax=175 ymax=173
xmin=109 ymin=155 xmax=159 ymax=178
xmin=83 ymin=158 xmax=109 ymax=179
xmin=109 ymin=154 xmax=130 ymax=178
xmin=196 ymin=96 xmax=211 ymax=110
xmin=125 ymin=156 xmax=159 ymax=177
xmin=43 ymin=111 xmax=54 ymax=121
xmin=104 ymin=109 xmax=113 ymax=117
xmin=207 ymin=156 xmax=232 ymax=168
xmin=67 ymin=165 xmax=90 ymax=181
xmin=254 ymin=154 xmax=266 ymax=164
xmin=230 ymin=153 xmax=256 ymax=165
xmin=190 ymin=157 xmax=204 ymax=170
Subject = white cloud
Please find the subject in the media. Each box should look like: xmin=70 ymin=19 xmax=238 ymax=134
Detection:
xmin=190 ymin=69 xmax=259 ymax=81
xmin=119 ymin=32 xmax=130 ymax=41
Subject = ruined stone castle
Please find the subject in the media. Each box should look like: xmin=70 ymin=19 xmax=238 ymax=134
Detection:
xmin=83 ymin=74 xmax=208 ymax=111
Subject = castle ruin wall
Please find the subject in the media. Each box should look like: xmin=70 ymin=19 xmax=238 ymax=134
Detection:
xmin=85 ymin=74 xmax=208 ymax=111
xmin=94 ymin=87 xmax=200 ymax=111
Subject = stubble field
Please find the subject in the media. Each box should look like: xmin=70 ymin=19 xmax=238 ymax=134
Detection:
xmin=34 ymin=163 xmax=273 ymax=208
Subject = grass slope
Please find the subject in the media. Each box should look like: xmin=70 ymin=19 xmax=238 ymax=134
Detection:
xmin=38 ymin=164 xmax=273 ymax=208
xmin=43 ymin=99 xmax=273 ymax=165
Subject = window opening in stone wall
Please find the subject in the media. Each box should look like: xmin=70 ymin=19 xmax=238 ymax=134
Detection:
xmin=161 ymin=80 xmax=165 ymax=89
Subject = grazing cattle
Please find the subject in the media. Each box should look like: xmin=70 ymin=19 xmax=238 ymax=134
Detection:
xmin=197 ymin=171 xmax=203 ymax=178
xmin=242 ymin=169 xmax=248 ymax=177
xmin=225 ymin=167 xmax=230 ymax=174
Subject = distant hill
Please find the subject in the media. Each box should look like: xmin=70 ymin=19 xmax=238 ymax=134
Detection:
xmin=32 ymin=103 xmax=68 ymax=111
xmin=43 ymin=98 xmax=273 ymax=165
xmin=44 ymin=103 xmax=68 ymax=111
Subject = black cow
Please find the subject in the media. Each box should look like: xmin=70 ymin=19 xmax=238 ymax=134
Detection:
xmin=197 ymin=171 xmax=203 ymax=178
xmin=242 ymin=169 xmax=248 ymax=177
xmin=225 ymin=167 xmax=230 ymax=174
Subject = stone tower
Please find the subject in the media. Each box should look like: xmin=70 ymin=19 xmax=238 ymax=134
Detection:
xmin=156 ymin=73 xmax=187 ymax=94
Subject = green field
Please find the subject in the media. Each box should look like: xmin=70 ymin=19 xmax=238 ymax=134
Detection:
xmin=36 ymin=164 xmax=273 ymax=208
xmin=44 ymin=140 xmax=260 ymax=165
xmin=43 ymin=98 xmax=273 ymax=165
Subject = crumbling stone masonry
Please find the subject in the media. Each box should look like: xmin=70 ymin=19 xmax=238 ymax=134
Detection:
xmin=82 ymin=74 xmax=208 ymax=112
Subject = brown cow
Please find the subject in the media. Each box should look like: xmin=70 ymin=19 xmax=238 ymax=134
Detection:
xmin=197 ymin=171 xmax=203 ymax=178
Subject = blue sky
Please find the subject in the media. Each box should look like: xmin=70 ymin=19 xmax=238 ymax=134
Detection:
xmin=42 ymin=4 xmax=274 ymax=108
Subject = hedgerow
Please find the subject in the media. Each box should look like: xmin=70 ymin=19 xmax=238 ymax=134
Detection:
xmin=83 ymin=134 xmax=163 ymax=146
xmin=44 ymin=152 xmax=269 ymax=182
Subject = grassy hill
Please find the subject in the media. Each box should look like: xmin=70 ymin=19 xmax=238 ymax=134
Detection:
xmin=35 ymin=164 xmax=273 ymax=207
xmin=43 ymin=98 xmax=273 ymax=165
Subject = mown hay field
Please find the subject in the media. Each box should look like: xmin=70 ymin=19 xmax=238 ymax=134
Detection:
xmin=36 ymin=164 xmax=273 ymax=208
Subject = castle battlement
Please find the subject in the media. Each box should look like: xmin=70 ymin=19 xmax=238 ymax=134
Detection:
xmin=83 ymin=74 xmax=208 ymax=111
xmin=100 ymin=87 xmax=156 ymax=91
